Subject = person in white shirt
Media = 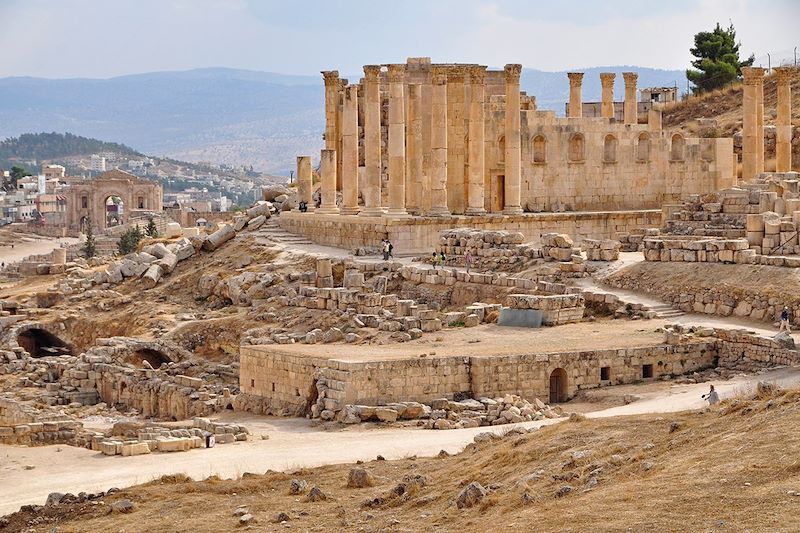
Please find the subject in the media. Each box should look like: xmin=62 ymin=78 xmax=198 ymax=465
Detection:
xmin=702 ymin=384 xmax=720 ymax=405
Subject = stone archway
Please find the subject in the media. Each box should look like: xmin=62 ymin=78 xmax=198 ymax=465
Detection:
xmin=549 ymin=368 xmax=568 ymax=403
xmin=16 ymin=328 xmax=72 ymax=358
xmin=104 ymin=194 xmax=125 ymax=227
xmin=65 ymin=169 xmax=162 ymax=232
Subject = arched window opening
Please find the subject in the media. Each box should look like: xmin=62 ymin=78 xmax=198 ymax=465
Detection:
xmin=603 ymin=134 xmax=617 ymax=163
xmin=671 ymin=134 xmax=685 ymax=161
xmin=532 ymin=135 xmax=546 ymax=163
xmin=636 ymin=133 xmax=650 ymax=162
xmin=568 ymin=133 xmax=585 ymax=162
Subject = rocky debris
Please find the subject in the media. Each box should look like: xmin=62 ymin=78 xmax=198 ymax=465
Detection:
xmin=424 ymin=394 xmax=564 ymax=429
xmin=274 ymin=512 xmax=290 ymax=523
xmin=239 ymin=513 xmax=255 ymax=525
xmin=773 ymin=331 xmax=795 ymax=350
xmin=202 ymin=224 xmax=237 ymax=252
xmin=262 ymin=184 xmax=293 ymax=202
xmin=435 ymin=229 xmax=540 ymax=271
xmin=289 ymin=479 xmax=309 ymax=495
xmin=306 ymin=486 xmax=328 ymax=502
xmin=45 ymin=492 xmax=65 ymax=506
xmin=347 ymin=467 xmax=376 ymax=488
xmin=111 ymin=499 xmax=135 ymax=513
xmin=556 ymin=485 xmax=573 ymax=497
xmin=455 ymin=482 xmax=487 ymax=509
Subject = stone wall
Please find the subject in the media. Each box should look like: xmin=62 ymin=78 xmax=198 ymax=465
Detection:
xmin=603 ymin=264 xmax=800 ymax=326
xmin=239 ymin=340 xmax=715 ymax=417
xmin=278 ymin=209 xmax=662 ymax=254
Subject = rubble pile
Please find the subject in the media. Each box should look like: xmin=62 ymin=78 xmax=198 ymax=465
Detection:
xmin=333 ymin=394 xmax=566 ymax=429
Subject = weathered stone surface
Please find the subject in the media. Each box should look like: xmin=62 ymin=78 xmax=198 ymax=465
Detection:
xmin=456 ymin=482 xmax=487 ymax=508
xmin=347 ymin=467 xmax=375 ymax=488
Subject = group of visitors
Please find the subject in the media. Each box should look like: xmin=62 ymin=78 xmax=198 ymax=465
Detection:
xmin=430 ymin=249 xmax=475 ymax=272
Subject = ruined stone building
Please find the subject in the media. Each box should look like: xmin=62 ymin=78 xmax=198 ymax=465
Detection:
xmin=283 ymin=57 xmax=734 ymax=252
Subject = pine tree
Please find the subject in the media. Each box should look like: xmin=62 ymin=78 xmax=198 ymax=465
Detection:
xmin=82 ymin=217 xmax=96 ymax=258
xmin=117 ymin=225 xmax=144 ymax=255
xmin=686 ymin=23 xmax=754 ymax=94
xmin=145 ymin=217 xmax=159 ymax=237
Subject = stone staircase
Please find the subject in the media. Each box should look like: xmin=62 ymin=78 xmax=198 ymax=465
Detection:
xmin=256 ymin=218 xmax=314 ymax=246
xmin=649 ymin=303 xmax=685 ymax=319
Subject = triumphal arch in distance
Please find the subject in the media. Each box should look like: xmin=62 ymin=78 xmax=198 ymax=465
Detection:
xmin=65 ymin=169 xmax=163 ymax=232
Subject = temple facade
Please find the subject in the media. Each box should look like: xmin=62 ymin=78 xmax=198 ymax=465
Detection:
xmin=282 ymin=57 xmax=735 ymax=253
xmin=297 ymin=57 xmax=733 ymax=217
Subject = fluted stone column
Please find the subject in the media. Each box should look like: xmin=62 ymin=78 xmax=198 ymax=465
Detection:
xmin=446 ymin=67 xmax=467 ymax=214
xmin=623 ymin=72 xmax=638 ymax=125
xmin=316 ymin=149 xmax=339 ymax=215
xmin=295 ymin=156 xmax=313 ymax=211
xmin=466 ymin=65 xmax=487 ymax=215
xmin=742 ymin=67 xmax=762 ymax=182
xmin=321 ymin=71 xmax=339 ymax=151
xmin=756 ymin=69 xmax=765 ymax=174
xmin=406 ymin=83 xmax=422 ymax=214
xmin=386 ymin=64 xmax=409 ymax=217
xmin=503 ymin=64 xmax=523 ymax=215
xmin=567 ymin=72 xmax=583 ymax=118
xmin=428 ymin=66 xmax=450 ymax=216
xmin=360 ymin=65 xmax=384 ymax=216
xmin=340 ymin=85 xmax=360 ymax=215
xmin=600 ymin=73 xmax=615 ymax=119
xmin=335 ymin=78 xmax=347 ymax=190
xmin=775 ymin=67 xmax=793 ymax=172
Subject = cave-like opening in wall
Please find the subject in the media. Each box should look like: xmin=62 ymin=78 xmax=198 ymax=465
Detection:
xmin=128 ymin=348 xmax=171 ymax=369
xmin=17 ymin=329 xmax=72 ymax=358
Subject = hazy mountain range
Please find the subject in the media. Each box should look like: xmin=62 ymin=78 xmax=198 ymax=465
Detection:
xmin=0 ymin=66 xmax=685 ymax=174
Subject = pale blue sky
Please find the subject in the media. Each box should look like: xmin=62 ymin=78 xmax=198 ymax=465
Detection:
xmin=1 ymin=0 xmax=797 ymax=78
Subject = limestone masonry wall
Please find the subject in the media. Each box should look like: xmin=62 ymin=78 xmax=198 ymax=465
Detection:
xmin=239 ymin=340 xmax=715 ymax=416
xmin=279 ymin=210 xmax=661 ymax=254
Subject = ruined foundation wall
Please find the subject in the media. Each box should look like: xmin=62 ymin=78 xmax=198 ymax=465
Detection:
xmin=279 ymin=210 xmax=661 ymax=254
xmin=239 ymin=341 xmax=715 ymax=415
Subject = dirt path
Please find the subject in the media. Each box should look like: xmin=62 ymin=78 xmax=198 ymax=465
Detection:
xmin=2 ymin=367 xmax=798 ymax=515
xmin=577 ymin=259 xmax=800 ymax=343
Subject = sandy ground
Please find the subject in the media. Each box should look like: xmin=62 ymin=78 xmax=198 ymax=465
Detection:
xmin=258 ymin=319 xmax=672 ymax=362
xmin=0 ymin=226 xmax=79 ymax=266
xmin=2 ymin=366 xmax=798 ymax=515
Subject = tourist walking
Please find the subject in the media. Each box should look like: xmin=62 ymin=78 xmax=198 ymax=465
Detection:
xmin=431 ymin=250 xmax=438 ymax=265
xmin=439 ymin=251 xmax=447 ymax=265
xmin=464 ymin=249 xmax=474 ymax=273
xmin=388 ymin=240 xmax=394 ymax=259
xmin=702 ymin=384 xmax=720 ymax=405
xmin=780 ymin=306 xmax=791 ymax=332
xmin=382 ymin=239 xmax=391 ymax=261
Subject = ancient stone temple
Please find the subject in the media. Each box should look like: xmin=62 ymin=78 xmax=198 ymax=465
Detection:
xmin=281 ymin=57 xmax=734 ymax=253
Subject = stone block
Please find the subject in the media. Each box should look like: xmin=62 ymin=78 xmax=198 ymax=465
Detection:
xmin=121 ymin=442 xmax=151 ymax=456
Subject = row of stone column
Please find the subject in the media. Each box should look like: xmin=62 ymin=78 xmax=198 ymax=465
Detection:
xmin=742 ymin=67 xmax=793 ymax=181
xmin=299 ymin=63 xmax=524 ymax=217
xmin=567 ymin=71 xmax=639 ymax=124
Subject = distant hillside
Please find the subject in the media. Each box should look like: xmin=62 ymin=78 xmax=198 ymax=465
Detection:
xmin=0 ymin=132 xmax=142 ymax=169
xmin=0 ymin=66 xmax=685 ymax=173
